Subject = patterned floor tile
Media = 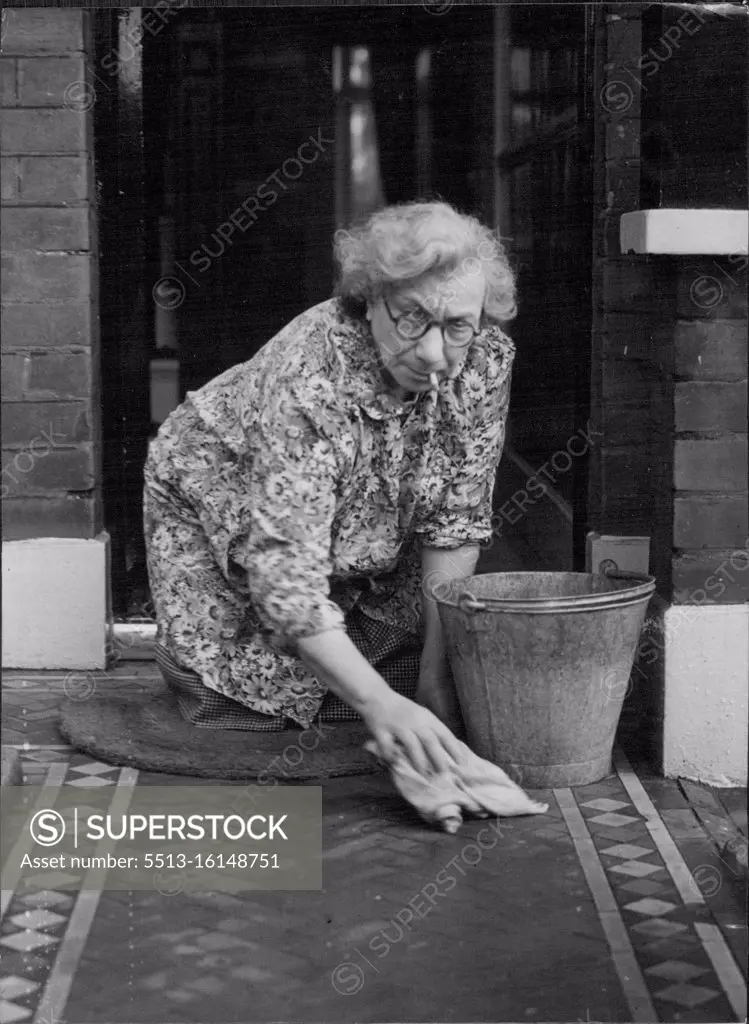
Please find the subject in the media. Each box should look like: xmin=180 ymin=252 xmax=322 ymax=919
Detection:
xmin=17 ymin=872 xmax=80 ymax=891
xmin=600 ymin=843 xmax=653 ymax=860
xmin=580 ymin=798 xmax=631 ymax=813
xmin=185 ymin=976 xmax=226 ymax=996
xmin=654 ymin=982 xmax=720 ymax=1008
xmin=0 ymin=999 xmax=32 ymax=1023
xmin=645 ymin=960 xmax=708 ymax=982
xmin=67 ymin=762 xmax=119 ymax=776
xmin=0 ymin=979 xmax=38 ymax=1002
xmin=610 ymin=860 xmax=666 ymax=879
xmin=193 ymin=932 xmax=252 ymax=952
xmin=652 ymin=1001 xmax=732 ymax=1024
xmin=9 ymin=910 xmax=66 ymax=931
xmin=65 ymin=773 xmax=117 ymax=787
xmin=3 ymin=673 xmax=745 ymax=1024
xmin=588 ymin=812 xmax=641 ymax=828
xmin=230 ymin=964 xmax=275 ymax=983
xmin=16 ymin=749 xmax=71 ymax=763
xmin=639 ymin=932 xmax=702 ymax=957
xmin=142 ymin=971 xmax=169 ymax=991
xmin=591 ymin=825 xmax=650 ymax=842
xmin=164 ymin=989 xmax=195 ymax=1003
xmin=0 ymin=931 xmax=59 ymax=953
xmin=621 ymin=898 xmax=679 ymax=917
xmin=617 ymin=878 xmax=669 ymax=897
xmin=575 ymin=781 xmax=622 ymax=798
xmin=631 ymin=919 xmax=688 ymax=940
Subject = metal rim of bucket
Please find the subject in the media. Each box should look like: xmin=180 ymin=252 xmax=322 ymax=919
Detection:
xmin=438 ymin=571 xmax=656 ymax=615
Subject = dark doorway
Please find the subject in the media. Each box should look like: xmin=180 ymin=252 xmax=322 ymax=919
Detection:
xmin=95 ymin=6 xmax=592 ymax=618
xmin=495 ymin=5 xmax=596 ymax=570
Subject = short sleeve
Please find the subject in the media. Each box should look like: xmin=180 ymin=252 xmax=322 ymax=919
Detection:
xmin=416 ymin=331 xmax=514 ymax=549
xmin=231 ymin=375 xmax=349 ymax=654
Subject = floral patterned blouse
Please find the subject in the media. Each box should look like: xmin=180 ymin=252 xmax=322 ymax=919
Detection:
xmin=143 ymin=297 xmax=515 ymax=725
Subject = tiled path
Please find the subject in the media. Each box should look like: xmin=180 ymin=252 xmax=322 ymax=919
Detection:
xmin=2 ymin=668 xmax=746 ymax=1024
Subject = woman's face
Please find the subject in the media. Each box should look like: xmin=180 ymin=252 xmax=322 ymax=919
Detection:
xmin=367 ymin=269 xmax=486 ymax=394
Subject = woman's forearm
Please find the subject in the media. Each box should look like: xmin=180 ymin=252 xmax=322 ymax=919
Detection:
xmin=296 ymin=546 xmax=480 ymax=717
xmin=416 ymin=545 xmax=480 ymax=727
xmin=296 ymin=629 xmax=393 ymax=715
xmin=421 ymin=544 xmax=480 ymax=650
xmin=298 ymin=624 xmax=466 ymax=773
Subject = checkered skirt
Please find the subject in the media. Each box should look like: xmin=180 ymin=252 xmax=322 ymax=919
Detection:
xmin=156 ymin=609 xmax=421 ymax=731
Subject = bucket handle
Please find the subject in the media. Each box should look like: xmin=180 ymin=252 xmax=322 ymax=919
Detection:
xmin=600 ymin=559 xmax=651 ymax=583
xmin=457 ymin=591 xmax=487 ymax=613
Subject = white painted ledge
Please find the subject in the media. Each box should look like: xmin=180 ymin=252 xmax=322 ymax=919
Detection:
xmin=620 ymin=209 xmax=749 ymax=256
xmin=2 ymin=535 xmax=110 ymax=670
xmin=663 ymin=603 xmax=748 ymax=787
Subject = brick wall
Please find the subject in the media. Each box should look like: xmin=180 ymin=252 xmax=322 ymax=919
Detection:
xmin=1 ymin=9 xmax=101 ymax=540
xmin=590 ymin=4 xmax=749 ymax=603
xmin=591 ymin=5 xmax=749 ymax=766
xmin=672 ymin=257 xmax=748 ymax=603
xmin=589 ymin=4 xmax=676 ymax=596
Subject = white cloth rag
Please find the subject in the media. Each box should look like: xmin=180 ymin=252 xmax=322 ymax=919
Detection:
xmin=364 ymin=737 xmax=549 ymax=832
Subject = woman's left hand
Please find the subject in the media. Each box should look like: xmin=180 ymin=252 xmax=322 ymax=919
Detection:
xmin=415 ymin=657 xmax=465 ymax=737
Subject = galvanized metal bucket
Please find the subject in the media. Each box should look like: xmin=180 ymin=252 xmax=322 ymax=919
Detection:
xmin=434 ymin=570 xmax=656 ymax=788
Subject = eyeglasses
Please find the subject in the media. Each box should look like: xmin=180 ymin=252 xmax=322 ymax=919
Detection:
xmin=382 ymin=295 xmax=480 ymax=349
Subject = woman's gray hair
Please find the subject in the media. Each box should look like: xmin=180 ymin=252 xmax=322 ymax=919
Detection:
xmin=334 ymin=200 xmax=517 ymax=323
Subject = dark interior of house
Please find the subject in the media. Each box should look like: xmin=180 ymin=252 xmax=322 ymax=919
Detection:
xmin=95 ymin=6 xmax=594 ymax=617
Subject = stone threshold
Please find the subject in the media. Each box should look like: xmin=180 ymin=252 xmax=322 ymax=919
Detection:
xmin=112 ymin=621 xmax=157 ymax=661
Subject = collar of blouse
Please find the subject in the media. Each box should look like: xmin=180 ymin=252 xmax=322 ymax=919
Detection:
xmin=326 ymin=319 xmax=431 ymax=421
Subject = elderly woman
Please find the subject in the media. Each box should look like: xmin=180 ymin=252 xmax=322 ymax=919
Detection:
xmin=144 ymin=200 xmax=516 ymax=776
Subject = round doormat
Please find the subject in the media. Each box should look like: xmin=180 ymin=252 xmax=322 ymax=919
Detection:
xmin=57 ymin=686 xmax=380 ymax=781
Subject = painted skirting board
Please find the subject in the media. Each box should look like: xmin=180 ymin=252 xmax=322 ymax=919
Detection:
xmin=2 ymin=535 xmax=109 ymax=670
xmin=620 ymin=209 xmax=749 ymax=256
xmin=663 ymin=603 xmax=749 ymax=787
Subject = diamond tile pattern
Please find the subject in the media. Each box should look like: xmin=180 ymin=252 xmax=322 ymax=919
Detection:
xmin=581 ymin=798 xmax=631 ymax=812
xmin=655 ymin=982 xmax=720 ymax=1008
xmin=610 ymin=860 xmax=663 ymax=878
xmin=19 ymin=871 xmax=79 ymax=889
xmin=165 ymin=990 xmax=195 ymax=1003
xmin=0 ymin=978 xmax=38 ymax=1001
xmin=0 ymin=999 xmax=32 ymax=1023
xmin=601 ymin=843 xmax=653 ymax=860
xmin=65 ymin=775 xmax=115 ymax=787
xmin=588 ymin=812 xmax=640 ymax=828
xmin=68 ymin=762 xmax=118 ymax=776
xmin=0 ymin=930 xmax=59 ymax=952
xmin=631 ymin=919 xmax=688 ymax=939
xmin=592 ymin=826 xmax=648 ymax=842
xmin=640 ymin=932 xmax=701 ymax=957
xmin=9 ymin=910 xmax=65 ymax=931
xmin=2 ymin=672 xmax=745 ymax=1024
xmin=623 ymin=898 xmax=678 ymax=917
xmin=17 ymin=890 xmax=71 ymax=910
xmin=16 ymin=749 xmax=71 ymax=763
xmin=645 ymin=961 xmax=707 ymax=982
xmin=618 ymin=879 xmax=667 ymax=896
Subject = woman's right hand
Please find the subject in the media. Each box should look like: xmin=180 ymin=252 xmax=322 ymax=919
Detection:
xmin=360 ymin=689 xmax=465 ymax=775
xmin=295 ymin=629 xmax=464 ymax=774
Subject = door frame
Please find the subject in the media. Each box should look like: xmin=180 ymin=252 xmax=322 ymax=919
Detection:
xmin=93 ymin=8 xmax=152 ymax=620
xmin=494 ymin=3 xmax=597 ymax=571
